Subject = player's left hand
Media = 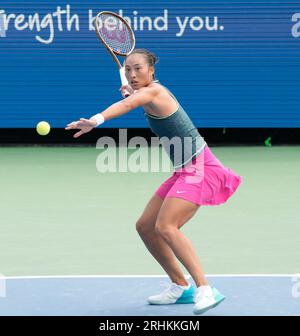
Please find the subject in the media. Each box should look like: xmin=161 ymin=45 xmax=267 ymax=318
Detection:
xmin=65 ymin=118 xmax=97 ymax=138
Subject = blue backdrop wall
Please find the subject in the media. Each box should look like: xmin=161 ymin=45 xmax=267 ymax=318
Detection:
xmin=0 ymin=0 xmax=299 ymax=128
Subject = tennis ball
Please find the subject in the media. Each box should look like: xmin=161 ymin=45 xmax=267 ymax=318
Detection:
xmin=36 ymin=121 xmax=51 ymax=136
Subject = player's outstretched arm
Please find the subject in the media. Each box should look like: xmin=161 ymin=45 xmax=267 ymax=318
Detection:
xmin=65 ymin=86 xmax=159 ymax=138
xmin=100 ymin=86 xmax=159 ymax=121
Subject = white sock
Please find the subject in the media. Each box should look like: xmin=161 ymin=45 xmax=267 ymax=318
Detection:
xmin=177 ymin=283 xmax=191 ymax=290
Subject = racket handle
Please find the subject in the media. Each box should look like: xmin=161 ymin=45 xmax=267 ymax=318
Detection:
xmin=119 ymin=67 xmax=130 ymax=97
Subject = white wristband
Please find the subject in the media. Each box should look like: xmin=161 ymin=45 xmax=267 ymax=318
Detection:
xmin=90 ymin=113 xmax=105 ymax=127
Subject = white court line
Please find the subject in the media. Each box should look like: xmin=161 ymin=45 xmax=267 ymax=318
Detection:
xmin=1 ymin=274 xmax=297 ymax=280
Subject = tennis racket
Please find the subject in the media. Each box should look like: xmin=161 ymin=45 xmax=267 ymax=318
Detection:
xmin=94 ymin=11 xmax=136 ymax=97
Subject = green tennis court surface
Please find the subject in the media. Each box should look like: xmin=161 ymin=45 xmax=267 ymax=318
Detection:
xmin=0 ymin=146 xmax=299 ymax=276
xmin=0 ymin=145 xmax=299 ymax=315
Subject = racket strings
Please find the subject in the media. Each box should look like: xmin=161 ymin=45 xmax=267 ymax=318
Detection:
xmin=97 ymin=13 xmax=134 ymax=54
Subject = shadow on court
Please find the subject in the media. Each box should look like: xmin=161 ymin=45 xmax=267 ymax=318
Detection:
xmin=0 ymin=276 xmax=299 ymax=316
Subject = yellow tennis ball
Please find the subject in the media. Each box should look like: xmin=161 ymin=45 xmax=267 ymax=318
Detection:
xmin=36 ymin=121 xmax=51 ymax=136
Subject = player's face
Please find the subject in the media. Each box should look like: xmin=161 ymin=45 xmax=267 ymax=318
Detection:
xmin=125 ymin=54 xmax=154 ymax=90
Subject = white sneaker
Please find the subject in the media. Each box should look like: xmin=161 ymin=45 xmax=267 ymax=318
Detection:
xmin=193 ymin=286 xmax=226 ymax=315
xmin=147 ymin=282 xmax=195 ymax=305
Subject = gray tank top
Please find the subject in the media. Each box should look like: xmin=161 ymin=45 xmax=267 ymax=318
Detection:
xmin=144 ymin=81 xmax=207 ymax=169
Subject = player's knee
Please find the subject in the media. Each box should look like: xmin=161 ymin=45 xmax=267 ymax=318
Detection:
xmin=136 ymin=219 xmax=153 ymax=236
xmin=155 ymin=221 xmax=175 ymax=241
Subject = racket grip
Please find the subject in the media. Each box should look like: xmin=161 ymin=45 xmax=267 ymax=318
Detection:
xmin=119 ymin=67 xmax=130 ymax=97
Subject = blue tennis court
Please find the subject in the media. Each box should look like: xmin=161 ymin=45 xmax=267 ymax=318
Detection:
xmin=0 ymin=275 xmax=299 ymax=316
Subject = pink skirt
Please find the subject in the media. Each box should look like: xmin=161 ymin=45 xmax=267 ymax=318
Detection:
xmin=155 ymin=145 xmax=243 ymax=206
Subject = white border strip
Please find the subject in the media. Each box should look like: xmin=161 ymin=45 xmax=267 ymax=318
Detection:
xmin=1 ymin=274 xmax=297 ymax=280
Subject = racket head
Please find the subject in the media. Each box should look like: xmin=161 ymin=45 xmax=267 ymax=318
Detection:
xmin=95 ymin=11 xmax=135 ymax=57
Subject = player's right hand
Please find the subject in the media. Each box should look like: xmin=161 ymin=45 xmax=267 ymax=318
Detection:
xmin=119 ymin=84 xmax=134 ymax=98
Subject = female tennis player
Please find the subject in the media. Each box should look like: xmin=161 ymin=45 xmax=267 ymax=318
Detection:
xmin=65 ymin=49 xmax=242 ymax=315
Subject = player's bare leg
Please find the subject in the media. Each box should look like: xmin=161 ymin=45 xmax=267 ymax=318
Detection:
xmin=155 ymin=197 xmax=209 ymax=287
xmin=136 ymin=194 xmax=189 ymax=286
